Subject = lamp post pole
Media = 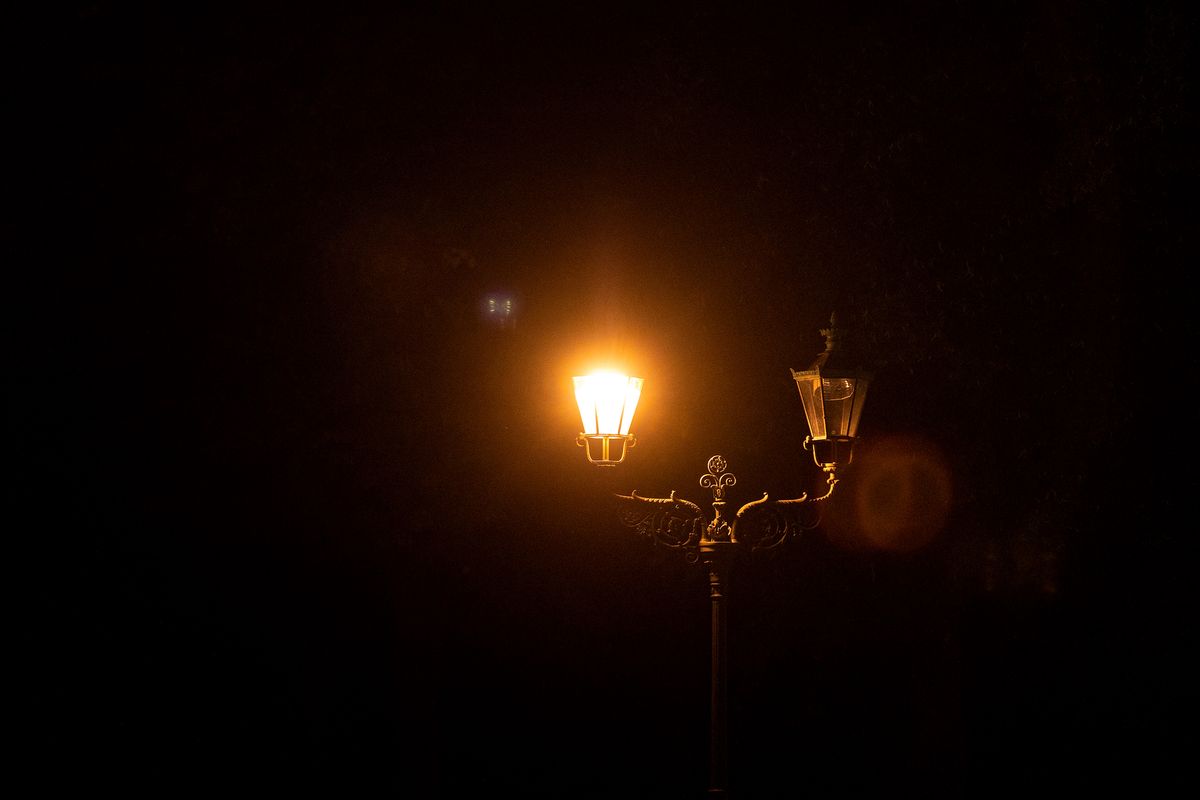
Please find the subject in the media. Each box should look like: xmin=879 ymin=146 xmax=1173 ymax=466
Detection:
xmin=614 ymin=455 xmax=831 ymax=797
xmin=574 ymin=315 xmax=871 ymax=798
xmin=704 ymin=542 xmax=731 ymax=797
xmin=701 ymin=456 xmax=735 ymax=797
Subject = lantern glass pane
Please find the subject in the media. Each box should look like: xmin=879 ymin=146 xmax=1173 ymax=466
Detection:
xmin=574 ymin=376 xmax=598 ymax=434
xmin=619 ymin=378 xmax=643 ymax=435
xmin=793 ymin=370 xmax=826 ymax=440
xmin=821 ymin=378 xmax=855 ymax=437
xmin=815 ymin=375 xmax=871 ymax=438
xmin=846 ymin=377 xmax=870 ymax=437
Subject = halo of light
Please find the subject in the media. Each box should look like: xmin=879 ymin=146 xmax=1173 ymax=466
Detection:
xmin=835 ymin=434 xmax=954 ymax=552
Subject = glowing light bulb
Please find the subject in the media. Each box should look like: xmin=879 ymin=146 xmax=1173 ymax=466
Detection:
xmin=574 ymin=372 xmax=643 ymax=435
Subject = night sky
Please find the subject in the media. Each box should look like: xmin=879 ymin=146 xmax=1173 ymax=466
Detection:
xmin=23 ymin=3 xmax=1196 ymax=798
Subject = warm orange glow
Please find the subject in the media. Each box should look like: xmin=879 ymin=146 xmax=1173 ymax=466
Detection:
xmin=573 ymin=372 xmax=643 ymax=435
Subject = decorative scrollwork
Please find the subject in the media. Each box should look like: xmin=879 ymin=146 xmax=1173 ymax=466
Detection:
xmin=613 ymin=490 xmax=704 ymax=563
xmin=699 ymin=454 xmax=737 ymax=500
xmin=614 ymin=455 xmax=821 ymax=564
xmin=734 ymin=493 xmax=821 ymax=552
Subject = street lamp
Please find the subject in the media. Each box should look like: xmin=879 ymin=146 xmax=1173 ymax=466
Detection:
xmin=573 ymin=314 xmax=871 ymax=798
xmin=574 ymin=371 xmax=644 ymax=466
xmin=791 ymin=313 xmax=872 ymax=493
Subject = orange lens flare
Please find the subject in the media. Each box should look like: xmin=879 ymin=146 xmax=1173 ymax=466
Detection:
xmin=825 ymin=435 xmax=953 ymax=552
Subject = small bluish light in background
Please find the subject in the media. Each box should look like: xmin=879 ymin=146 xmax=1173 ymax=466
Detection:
xmin=480 ymin=292 xmax=519 ymax=329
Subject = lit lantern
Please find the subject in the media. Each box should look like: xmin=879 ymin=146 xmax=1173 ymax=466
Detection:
xmin=791 ymin=314 xmax=871 ymax=471
xmin=574 ymin=372 xmax=643 ymax=466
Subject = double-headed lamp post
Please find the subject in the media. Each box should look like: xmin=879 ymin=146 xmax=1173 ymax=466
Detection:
xmin=573 ymin=315 xmax=872 ymax=798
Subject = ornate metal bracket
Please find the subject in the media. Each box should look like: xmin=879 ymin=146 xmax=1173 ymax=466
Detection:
xmin=577 ymin=432 xmax=637 ymax=466
xmin=613 ymin=455 xmax=826 ymax=566
xmin=802 ymin=435 xmax=842 ymax=501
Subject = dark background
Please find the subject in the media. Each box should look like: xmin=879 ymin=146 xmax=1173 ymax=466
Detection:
xmin=21 ymin=2 xmax=1196 ymax=798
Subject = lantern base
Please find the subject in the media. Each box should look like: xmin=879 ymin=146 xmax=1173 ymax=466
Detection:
xmin=804 ymin=435 xmax=855 ymax=470
xmin=577 ymin=433 xmax=636 ymax=466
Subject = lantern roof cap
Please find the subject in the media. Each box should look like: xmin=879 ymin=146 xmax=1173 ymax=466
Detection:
xmin=809 ymin=312 xmax=870 ymax=374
